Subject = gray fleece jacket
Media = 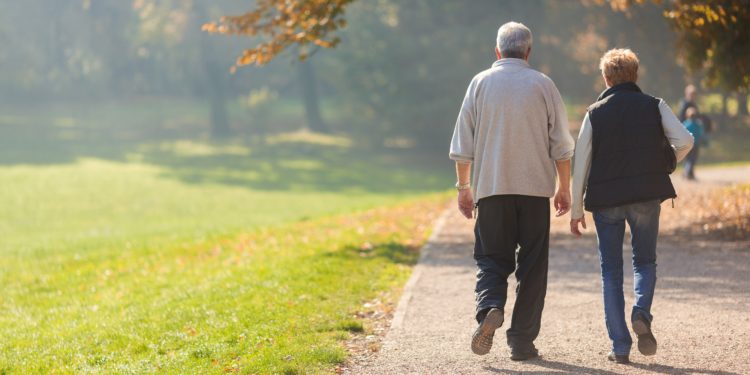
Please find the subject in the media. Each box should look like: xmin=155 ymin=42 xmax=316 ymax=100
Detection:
xmin=449 ymin=58 xmax=575 ymax=202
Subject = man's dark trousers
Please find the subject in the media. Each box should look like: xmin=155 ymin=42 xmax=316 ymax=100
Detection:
xmin=474 ymin=194 xmax=550 ymax=351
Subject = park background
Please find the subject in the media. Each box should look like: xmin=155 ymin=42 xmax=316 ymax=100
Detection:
xmin=0 ymin=1 xmax=748 ymax=373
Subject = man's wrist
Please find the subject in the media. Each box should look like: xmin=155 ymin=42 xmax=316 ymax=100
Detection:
xmin=455 ymin=181 xmax=471 ymax=191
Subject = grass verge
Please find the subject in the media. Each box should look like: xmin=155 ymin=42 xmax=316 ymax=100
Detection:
xmin=0 ymin=113 xmax=453 ymax=374
xmin=0 ymin=195 xmax=448 ymax=374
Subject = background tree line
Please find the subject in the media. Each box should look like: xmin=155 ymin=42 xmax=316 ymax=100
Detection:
xmin=1 ymin=0 xmax=746 ymax=150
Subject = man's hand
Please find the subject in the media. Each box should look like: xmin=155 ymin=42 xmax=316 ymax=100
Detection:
xmin=554 ymin=189 xmax=571 ymax=217
xmin=457 ymin=189 xmax=474 ymax=219
xmin=570 ymin=216 xmax=587 ymax=237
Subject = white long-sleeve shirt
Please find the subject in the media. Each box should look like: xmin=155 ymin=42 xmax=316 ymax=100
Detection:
xmin=449 ymin=58 xmax=575 ymax=202
xmin=571 ymin=99 xmax=694 ymax=219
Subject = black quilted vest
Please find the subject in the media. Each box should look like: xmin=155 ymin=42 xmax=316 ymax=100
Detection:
xmin=584 ymin=82 xmax=676 ymax=211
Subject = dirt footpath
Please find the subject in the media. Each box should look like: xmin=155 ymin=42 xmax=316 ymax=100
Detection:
xmin=346 ymin=166 xmax=750 ymax=375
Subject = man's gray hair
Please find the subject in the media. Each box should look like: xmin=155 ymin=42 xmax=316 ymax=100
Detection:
xmin=496 ymin=22 xmax=533 ymax=59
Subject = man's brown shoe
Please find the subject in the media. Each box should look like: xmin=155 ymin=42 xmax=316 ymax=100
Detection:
xmin=510 ymin=347 xmax=539 ymax=361
xmin=471 ymin=308 xmax=503 ymax=355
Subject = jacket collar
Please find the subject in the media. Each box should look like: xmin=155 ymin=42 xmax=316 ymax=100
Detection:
xmin=597 ymin=81 xmax=642 ymax=101
xmin=491 ymin=58 xmax=530 ymax=69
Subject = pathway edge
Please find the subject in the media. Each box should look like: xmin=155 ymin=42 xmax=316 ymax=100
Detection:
xmin=389 ymin=207 xmax=453 ymax=331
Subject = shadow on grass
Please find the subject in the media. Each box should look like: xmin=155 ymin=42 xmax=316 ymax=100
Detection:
xmin=0 ymin=102 xmax=451 ymax=194
xmin=138 ymin=139 xmax=449 ymax=194
xmin=318 ymin=241 xmax=421 ymax=266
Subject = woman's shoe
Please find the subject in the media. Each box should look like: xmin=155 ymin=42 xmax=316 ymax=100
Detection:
xmin=632 ymin=315 xmax=657 ymax=356
xmin=607 ymin=351 xmax=630 ymax=364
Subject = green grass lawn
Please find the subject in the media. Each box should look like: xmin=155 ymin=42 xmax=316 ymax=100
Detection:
xmin=0 ymin=101 xmax=452 ymax=373
xmin=696 ymin=124 xmax=750 ymax=165
xmin=0 ymin=185 xmax=446 ymax=373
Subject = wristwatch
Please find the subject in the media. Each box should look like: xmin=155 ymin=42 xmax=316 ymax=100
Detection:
xmin=455 ymin=182 xmax=471 ymax=191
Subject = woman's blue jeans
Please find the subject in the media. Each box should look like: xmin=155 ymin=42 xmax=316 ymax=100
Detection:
xmin=593 ymin=199 xmax=660 ymax=356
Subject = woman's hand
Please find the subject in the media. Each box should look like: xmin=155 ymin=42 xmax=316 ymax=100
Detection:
xmin=570 ymin=216 xmax=587 ymax=237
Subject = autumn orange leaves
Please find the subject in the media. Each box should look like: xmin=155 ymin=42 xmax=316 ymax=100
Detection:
xmin=202 ymin=0 xmax=353 ymax=69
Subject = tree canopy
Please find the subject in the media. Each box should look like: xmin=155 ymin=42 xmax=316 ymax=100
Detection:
xmin=202 ymin=0 xmax=353 ymax=68
xmin=6 ymin=0 xmax=744 ymax=149
xmin=598 ymin=0 xmax=750 ymax=92
xmin=665 ymin=1 xmax=749 ymax=92
xmin=210 ymin=0 xmax=750 ymax=92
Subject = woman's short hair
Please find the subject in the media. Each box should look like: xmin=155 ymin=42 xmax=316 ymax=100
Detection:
xmin=599 ymin=48 xmax=639 ymax=86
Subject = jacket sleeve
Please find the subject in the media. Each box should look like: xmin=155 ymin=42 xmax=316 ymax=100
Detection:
xmin=659 ymin=99 xmax=694 ymax=162
xmin=571 ymin=113 xmax=593 ymax=219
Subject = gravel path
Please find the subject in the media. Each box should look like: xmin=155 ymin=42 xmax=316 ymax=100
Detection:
xmin=348 ymin=165 xmax=750 ymax=374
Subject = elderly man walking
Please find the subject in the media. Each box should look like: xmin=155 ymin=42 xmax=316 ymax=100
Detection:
xmin=570 ymin=49 xmax=694 ymax=364
xmin=449 ymin=21 xmax=574 ymax=360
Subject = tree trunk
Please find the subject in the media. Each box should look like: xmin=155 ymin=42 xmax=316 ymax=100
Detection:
xmin=209 ymin=89 xmax=230 ymax=138
xmin=193 ymin=4 xmax=231 ymax=139
xmin=206 ymin=61 xmax=231 ymax=138
xmin=297 ymin=59 xmax=328 ymax=133
xmin=738 ymin=92 xmax=749 ymax=117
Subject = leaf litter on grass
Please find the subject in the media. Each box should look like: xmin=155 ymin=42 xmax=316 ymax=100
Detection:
xmin=662 ymin=183 xmax=750 ymax=241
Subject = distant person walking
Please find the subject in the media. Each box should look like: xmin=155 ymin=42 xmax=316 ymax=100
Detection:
xmin=679 ymin=84 xmax=713 ymax=134
xmin=570 ymin=49 xmax=694 ymax=364
xmin=678 ymin=84 xmax=698 ymax=122
xmin=449 ymin=21 xmax=574 ymax=361
xmin=682 ymin=107 xmax=705 ymax=180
